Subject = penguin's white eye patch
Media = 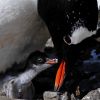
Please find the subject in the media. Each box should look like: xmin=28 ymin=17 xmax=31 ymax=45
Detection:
xmin=63 ymin=35 xmax=71 ymax=45
xmin=63 ymin=27 xmax=96 ymax=45
xmin=70 ymin=27 xmax=96 ymax=44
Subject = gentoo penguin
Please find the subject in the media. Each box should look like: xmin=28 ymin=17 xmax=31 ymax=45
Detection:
xmin=38 ymin=0 xmax=98 ymax=91
xmin=0 ymin=0 xmax=50 ymax=72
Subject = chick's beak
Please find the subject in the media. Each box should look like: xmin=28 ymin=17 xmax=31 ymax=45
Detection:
xmin=45 ymin=58 xmax=58 ymax=64
xmin=54 ymin=60 xmax=67 ymax=91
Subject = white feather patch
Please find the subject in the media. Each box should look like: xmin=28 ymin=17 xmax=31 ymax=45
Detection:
xmin=70 ymin=27 xmax=96 ymax=44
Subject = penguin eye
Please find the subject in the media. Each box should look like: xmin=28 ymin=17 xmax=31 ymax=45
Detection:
xmin=37 ymin=57 xmax=45 ymax=64
xmin=63 ymin=35 xmax=71 ymax=45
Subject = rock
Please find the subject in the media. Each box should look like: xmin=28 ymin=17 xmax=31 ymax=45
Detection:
xmin=43 ymin=91 xmax=78 ymax=100
xmin=2 ymin=79 xmax=35 ymax=100
xmin=82 ymin=88 xmax=100 ymax=100
xmin=71 ymin=94 xmax=76 ymax=100
xmin=43 ymin=91 xmax=59 ymax=100
xmin=43 ymin=91 xmax=68 ymax=100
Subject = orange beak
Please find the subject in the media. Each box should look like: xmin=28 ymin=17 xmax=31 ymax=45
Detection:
xmin=45 ymin=58 xmax=58 ymax=64
xmin=54 ymin=60 xmax=67 ymax=91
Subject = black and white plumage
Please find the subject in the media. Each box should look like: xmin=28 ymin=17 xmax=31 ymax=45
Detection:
xmin=38 ymin=0 xmax=98 ymax=61
xmin=0 ymin=0 xmax=50 ymax=72
xmin=38 ymin=0 xmax=98 ymax=90
xmin=0 ymin=0 xmax=98 ymax=77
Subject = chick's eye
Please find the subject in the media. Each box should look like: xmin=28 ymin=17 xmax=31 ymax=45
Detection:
xmin=37 ymin=57 xmax=45 ymax=64
xmin=63 ymin=35 xmax=71 ymax=45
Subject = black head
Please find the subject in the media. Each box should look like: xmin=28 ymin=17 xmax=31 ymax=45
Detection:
xmin=26 ymin=51 xmax=47 ymax=67
xmin=38 ymin=0 xmax=98 ymax=64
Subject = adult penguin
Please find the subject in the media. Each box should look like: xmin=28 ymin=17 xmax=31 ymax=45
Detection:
xmin=38 ymin=0 xmax=98 ymax=91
